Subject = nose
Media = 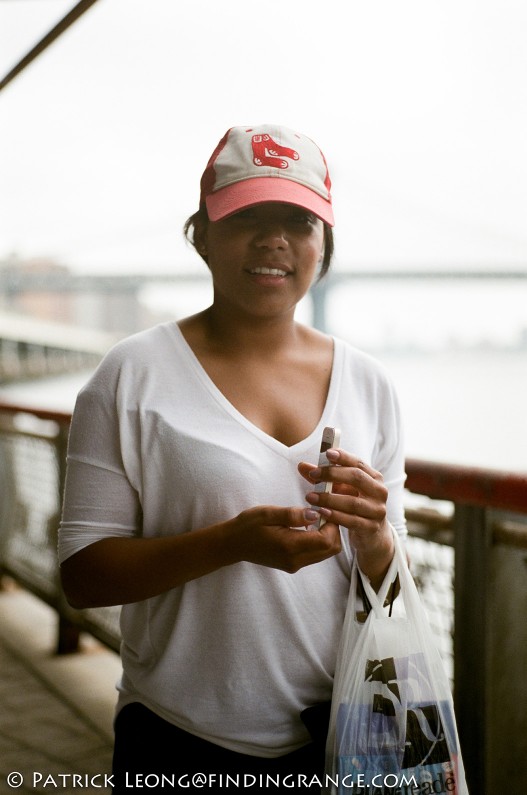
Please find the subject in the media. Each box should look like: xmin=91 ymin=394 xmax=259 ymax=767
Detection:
xmin=253 ymin=222 xmax=289 ymax=250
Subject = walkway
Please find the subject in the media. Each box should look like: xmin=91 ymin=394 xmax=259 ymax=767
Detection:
xmin=0 ymin=581 xmax=121 ymax=794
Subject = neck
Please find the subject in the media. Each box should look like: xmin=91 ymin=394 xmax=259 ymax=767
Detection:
xmin=200 ymin=303 xmax=301 ymax=357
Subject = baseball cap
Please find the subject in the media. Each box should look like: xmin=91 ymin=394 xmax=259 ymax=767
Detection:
xmin=199 ymin=124 xmax=334 ymax=226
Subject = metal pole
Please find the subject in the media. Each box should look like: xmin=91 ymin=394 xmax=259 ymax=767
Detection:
xmin=453 ymin=504 xmax=492 ymax=794
xmin=310 ymin=279 xmax=330 ymax=333
xmin=0 ymin=0 xmax=100 ymax=93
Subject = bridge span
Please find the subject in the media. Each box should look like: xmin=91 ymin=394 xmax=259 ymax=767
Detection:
xmin=2 ymin=264 xmax=526 ymax=338
xmin=1 ymin=266 xmax=526 ymax=294
xmin=1 ymin=266 xmax=525 ymax=357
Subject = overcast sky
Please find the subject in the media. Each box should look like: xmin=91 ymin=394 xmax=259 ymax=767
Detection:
xmin=1 ymin=0 xmax=526 ymax=275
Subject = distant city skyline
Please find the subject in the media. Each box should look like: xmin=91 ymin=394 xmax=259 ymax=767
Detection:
xmin=1 ymin=252 xmax=526 ymax=352
xmin=1 ymin=0 xmax=526 ymax=278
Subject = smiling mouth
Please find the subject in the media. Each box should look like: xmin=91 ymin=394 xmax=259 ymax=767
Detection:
xmin=248 ymin=266 xmax=289 ymax=277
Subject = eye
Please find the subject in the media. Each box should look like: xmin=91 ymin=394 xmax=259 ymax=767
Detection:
xmin=231 ymin=208 xmax=257 ymax=220
xmin=288 ymin=210 xmax=317 ymax=225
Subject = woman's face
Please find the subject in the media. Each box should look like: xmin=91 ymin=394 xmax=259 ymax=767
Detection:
xmin=198 ymin=202 xmax=325 ymax=321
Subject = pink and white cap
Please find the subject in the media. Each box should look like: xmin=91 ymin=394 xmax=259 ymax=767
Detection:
xmin=199 ymin=124 xmax=334 ymax=226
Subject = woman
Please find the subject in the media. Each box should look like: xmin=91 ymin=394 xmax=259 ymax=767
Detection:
xmin=59 ymin=124 xmax=407 ymax=792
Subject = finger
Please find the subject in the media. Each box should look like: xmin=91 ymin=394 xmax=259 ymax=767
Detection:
xmin=295 ymin=522 xmax=342 ymax=562
xmin=331 ymin=482 xmax=361 ymax=498
xmin=297 ymin=461 xmax=319 ymax=484
xmin=308 ymin=464 xmax=387 ymax=501
xmin=314 ymin=522 xmax=342 ymax=554
xmin=299 ymin=463 xmax=360 ymax=497
xmin=273 ymin=520 xmax=342 ymax=572
xmin=322 ymin=506 xmax=387 ymax=536
xmin=254 ymin=505 xmax=322 ymax=529
xmin=306 ymin=491 xmax=387 ymax=524
xmin=326 ymin=449 xmax=383 ymax=481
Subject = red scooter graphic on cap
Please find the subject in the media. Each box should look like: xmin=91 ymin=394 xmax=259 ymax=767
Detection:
xmin=251 ymin=134 xmax=300 ymax=169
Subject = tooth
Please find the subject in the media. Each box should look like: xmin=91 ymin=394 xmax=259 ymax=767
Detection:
xmin=250 ymin=267 xmax=287 ymax=276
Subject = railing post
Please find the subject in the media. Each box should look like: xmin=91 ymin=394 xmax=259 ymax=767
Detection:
xmin=309 ymin=279 xmax=329 ymax=332
xmin=54 ymin=420 xmax=81 ymax=654
xmin=487 ymin=510 xmax=527 ymax=794
xmin=453 ymin=504 xmax=492 ymax=794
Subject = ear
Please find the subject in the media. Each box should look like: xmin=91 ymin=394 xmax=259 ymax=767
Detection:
xmin=193 ymin=216 xmax=209 ymax=260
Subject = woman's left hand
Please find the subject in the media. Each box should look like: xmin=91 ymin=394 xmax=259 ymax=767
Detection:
xmin=298 ymin=448 xmax=394 ymax=588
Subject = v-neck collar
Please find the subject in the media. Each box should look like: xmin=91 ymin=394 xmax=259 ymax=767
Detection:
xmin=169 ymin=322 xmax=343 ymax=459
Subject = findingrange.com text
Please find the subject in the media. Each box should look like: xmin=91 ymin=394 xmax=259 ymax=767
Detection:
xmin=6 ymin=771 xmax=426 ymax=791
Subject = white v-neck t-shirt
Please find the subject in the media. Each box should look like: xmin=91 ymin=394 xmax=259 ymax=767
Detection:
xmin=59 ymin=322 xmax=406 ymax=757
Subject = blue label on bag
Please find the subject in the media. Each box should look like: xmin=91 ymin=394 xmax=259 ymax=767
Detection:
xmin=336 ymin=700 xmax=461 ymax=793
xmin=337 ymin=759 xmax=459 ymax=793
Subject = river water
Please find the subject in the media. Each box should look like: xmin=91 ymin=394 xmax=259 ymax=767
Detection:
xmin=377 ymin=348 xmax=527 ymax=472
xmin=1 ymin=345 xmax=525 ymax=474
xmin=2 ymin=320 xmax=523 ymax=679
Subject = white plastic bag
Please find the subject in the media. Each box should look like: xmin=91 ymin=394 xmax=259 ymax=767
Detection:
xmin=325 ymin=529 xmax=468 ymax=794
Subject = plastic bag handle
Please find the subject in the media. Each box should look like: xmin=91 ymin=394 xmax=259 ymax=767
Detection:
xmin=356 ymin=525 xmax=404 ymax=618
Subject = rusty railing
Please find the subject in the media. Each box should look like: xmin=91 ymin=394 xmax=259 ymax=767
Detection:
xmin=1 ymin=401 xmax=526 ymax=794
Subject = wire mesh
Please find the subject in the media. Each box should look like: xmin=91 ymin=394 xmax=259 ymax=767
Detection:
xmin=0 ymin=427 xmax=60 ymax=599
xmin=405 ymin=534 xmax=454 ymax=683
xmin=0 ymin=416 xmax=456 ymax=664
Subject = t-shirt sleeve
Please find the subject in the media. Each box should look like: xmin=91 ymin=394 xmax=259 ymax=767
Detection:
xmin=58 ymin=353 xmax=141 ymax=564
xmin=372 ymin=370 xmax=407 ymax=540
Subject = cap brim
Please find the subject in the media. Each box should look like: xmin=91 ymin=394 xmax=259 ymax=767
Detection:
xmin=205 ymin=177 xmax=334 ymax=226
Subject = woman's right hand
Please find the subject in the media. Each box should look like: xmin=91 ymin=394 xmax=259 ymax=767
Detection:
xmin=61 ymin=505 xmax=342 ymax=609
xmin=229 ymin=505 xmax=342 ymax=573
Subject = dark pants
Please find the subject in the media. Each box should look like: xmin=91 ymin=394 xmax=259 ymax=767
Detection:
xmin=112 ymin=703 xmax=325 ymax=794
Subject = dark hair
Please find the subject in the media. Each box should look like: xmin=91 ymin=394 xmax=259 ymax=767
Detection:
xmin=183 ymin=207 xmax=334 ymax=281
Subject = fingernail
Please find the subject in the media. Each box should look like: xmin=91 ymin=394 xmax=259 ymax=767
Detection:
xmin=317 ymin=507 xmax=332 ymax=517
xmin=304 ymin=509 xmax=319 ymax=521
xmin=307 ymin=491 xmax=319 ymax=504
xmin=309 ymin=467 xmax=321 ymax=479
xmin=326 ymin=449 xmax=339 ymax=461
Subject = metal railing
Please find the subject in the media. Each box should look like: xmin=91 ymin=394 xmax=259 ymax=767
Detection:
xmin=0 ymin=403 xmax=121 ymax=652
xmin=1 ymin=400 xmax=526 ymax=794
